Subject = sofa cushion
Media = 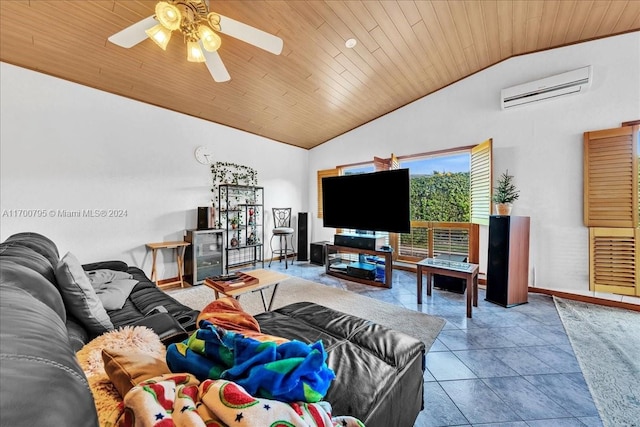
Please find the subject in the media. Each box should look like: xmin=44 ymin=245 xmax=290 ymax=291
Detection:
xmin=0 ymin=260 xmax=66 ymax=322
xmin=3 ymin=232 xmax=60 ymax=268
xmin=0 ymin=243 xmax=57 ymax=285
xmin=55 ymin=252 xmax=114 ymax=335
xmin=102 ymin=348 xmax=170 ymax=398
xmin=255 ymin=302 xmax=426 ymax=427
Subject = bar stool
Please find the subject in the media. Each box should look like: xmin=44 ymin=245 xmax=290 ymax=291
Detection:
xmin=269 ymin=208 xmax=295 ymax=269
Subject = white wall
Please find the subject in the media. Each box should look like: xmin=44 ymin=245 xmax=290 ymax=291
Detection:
xmin=0 ymin=63 xmax=308 ymax=279
xmin=2 ymin=33 xmax=639 ymax=300
xmin=308 ymin=32 xmax=640 ymax=298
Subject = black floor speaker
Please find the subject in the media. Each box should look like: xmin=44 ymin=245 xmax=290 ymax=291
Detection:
xmin=486 ymin=215 xmax=530 ymax=307
xmin=297 ymin=212 xmax=308 ymax=261
xmin=310 ymin=241 xmax=330 ymax=265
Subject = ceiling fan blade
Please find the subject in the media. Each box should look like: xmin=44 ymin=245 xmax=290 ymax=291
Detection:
xmin=203 ymin=50 xmax=231 ymax=82
xmin=218 ymin=14 xmax=283 ymax=55
xmin=108 ymin=15 xmax=156 ymax=48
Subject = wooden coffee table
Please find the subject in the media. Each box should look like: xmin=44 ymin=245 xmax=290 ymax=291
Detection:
xmin=204 ymin=269 xmax=291 ymax=311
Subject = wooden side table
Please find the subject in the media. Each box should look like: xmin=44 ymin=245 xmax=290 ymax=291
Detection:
xmin=416 ymin=258 xmax=479 ymax=318
xmin=146 ymin=241 xmax=190 ymax=288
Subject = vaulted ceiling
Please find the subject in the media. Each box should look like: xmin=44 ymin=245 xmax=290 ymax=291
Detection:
xmin=1 ymin=1 xmax=639 ymax=149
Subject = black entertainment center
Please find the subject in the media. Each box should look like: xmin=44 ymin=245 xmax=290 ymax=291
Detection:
xmin=325 ymin=242 xmax=393 ymax=288
xmin=333 ymin=232 xmax=386 ymax=251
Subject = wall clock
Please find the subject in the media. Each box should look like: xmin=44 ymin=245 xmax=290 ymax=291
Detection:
xmin=194 ymin=146 xmax=213 ymax=165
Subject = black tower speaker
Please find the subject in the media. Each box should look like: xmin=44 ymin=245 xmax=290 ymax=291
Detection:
xmin=197 ymin=207 xmax=210 ymax=230
xmin=486 ymin=215 xmax=530 ymax=307
xmin=297 ymin=212 xmax=309 ymax=261
xmin=486 ymin=216 xmax=510 ymax=305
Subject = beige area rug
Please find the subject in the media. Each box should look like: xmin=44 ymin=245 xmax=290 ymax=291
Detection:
xmin=168 ymin=277 xmax=445 ymax=349
xmin=554 ymin=297 xmax=640 ymax=427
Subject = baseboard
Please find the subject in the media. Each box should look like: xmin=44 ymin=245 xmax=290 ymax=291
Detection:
xmin=528 ymin=287 xmax=640 ymax=312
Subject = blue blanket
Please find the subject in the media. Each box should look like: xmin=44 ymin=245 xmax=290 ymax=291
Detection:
xmin=166 ymin=320 xmax=335 ymax=403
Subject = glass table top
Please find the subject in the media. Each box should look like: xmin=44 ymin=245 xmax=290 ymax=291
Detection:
xmin=416 ymin=258 xmax=478 ymax=273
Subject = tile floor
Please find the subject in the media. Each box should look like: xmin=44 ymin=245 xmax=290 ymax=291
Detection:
xmin=262 ymin=259 xmax=602 ymax=427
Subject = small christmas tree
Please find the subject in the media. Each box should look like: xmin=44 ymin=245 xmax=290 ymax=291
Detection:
xmin=492 ymin=170 xmax=520 ymax=204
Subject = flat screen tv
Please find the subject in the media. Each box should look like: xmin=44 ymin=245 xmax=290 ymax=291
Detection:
xmin=322 ymin=168 xmax=411 ymax=234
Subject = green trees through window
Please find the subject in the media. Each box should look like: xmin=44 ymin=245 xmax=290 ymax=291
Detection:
xmin=410 ymin=172 xmax=470 ymax=222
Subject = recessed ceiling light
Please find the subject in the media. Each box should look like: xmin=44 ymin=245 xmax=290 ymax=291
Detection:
xmin=345 ymin=38 xmax=357 ymax=49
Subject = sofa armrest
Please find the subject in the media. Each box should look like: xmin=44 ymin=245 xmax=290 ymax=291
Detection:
xmin=82 ymin=260 xmax=129 ymax=272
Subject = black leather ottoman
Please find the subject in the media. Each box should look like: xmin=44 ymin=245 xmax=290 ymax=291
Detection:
xmin=254 ymin=302 xmax=426 ymax=427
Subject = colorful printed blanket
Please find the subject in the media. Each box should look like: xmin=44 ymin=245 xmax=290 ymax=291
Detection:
xmin=107 ymin=374 xmax=364 ymax=427
xmin=196 ymin=297 xmax=288 ymax=344
xmin=166 ymin=320 xmax=335 ymax=403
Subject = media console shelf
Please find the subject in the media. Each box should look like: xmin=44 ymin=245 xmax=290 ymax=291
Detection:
xmin=325 ymin=244 xmax=393 ymax=288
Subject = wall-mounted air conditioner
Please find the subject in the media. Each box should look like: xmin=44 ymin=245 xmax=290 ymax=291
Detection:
xmin=501 ymin=66 xmax=593 ymax=110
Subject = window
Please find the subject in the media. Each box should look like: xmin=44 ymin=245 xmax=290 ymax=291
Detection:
xmin=399 ymin=152 xmax=471 ymax=223
xmin=316 ymin=141 xmax=491 ymax=265
xmin=317 ymin=168 xmax=339 ymax=219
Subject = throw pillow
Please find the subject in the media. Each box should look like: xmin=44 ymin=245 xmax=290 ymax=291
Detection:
xmin=87 ymin=269 xmax=138 ymax=310
xmin=55 ymin=252 xmax=114 ymax=335
xmin=76 ymin=325 xmax=166 ymax=426
xmin=87 ymin=269 xmax=133 ymax=285
xmin=92 ymin=279 xmax=139 ymax=310
xmin=102 ymin=348 xmax=170 ymax=397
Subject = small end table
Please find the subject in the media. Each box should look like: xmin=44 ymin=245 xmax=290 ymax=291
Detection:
xmin=146 ymin=241 xmax=190 ymax=288
xmin=417 ymin=258 xmax=479 ymax=318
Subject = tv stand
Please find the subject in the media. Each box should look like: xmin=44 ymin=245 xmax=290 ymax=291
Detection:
xmin=325 ymin=244 xmax=393 ymax=288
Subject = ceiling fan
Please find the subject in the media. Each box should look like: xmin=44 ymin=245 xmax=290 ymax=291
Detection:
xmin=108 ymin=0 xmax=283 ymax=82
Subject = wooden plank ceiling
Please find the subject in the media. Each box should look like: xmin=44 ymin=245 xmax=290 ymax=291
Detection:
xmin=1 ymin=1 xmax=639 ymax=149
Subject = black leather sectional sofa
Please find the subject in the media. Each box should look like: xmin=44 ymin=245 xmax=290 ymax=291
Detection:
xmin=0 ymin=232 xmax=426 ymax=427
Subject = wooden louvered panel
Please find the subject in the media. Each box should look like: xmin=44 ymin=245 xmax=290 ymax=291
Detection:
xmin=317 ymin=168 xmax=339 ymax=219
xmin=589 ymin=228 xmax=640 ymax=296
xmin=470 ymin=139 xmax=492 ymax=226
xmin=584 ymin=126 xmax=638 ymax=227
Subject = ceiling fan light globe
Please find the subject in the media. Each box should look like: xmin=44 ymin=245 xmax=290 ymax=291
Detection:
xmin=145 ymin=24 xmax=172 ymax=50
xmin=155 ymin=1 xmax=181 ymax=31
xmin=187 ymin=40 xmax=206 ymax=62
xmin=198 ymin=25 xmax=221 ymax=52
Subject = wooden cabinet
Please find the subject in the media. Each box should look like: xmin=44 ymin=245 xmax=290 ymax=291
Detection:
xmin=486 ymin=215 xmax=530 ymax=307
xmin=185 ymin=229 xmax=223 ymax=285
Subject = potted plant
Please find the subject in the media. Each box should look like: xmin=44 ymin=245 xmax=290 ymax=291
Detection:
xmin=230 ymin=216 xmax=239 ymax=229
xmin=492 ymin=170 xmax=520 ymax=215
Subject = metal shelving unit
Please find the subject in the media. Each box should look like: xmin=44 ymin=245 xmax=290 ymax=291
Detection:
xmin=218 ymin=184 xmax=264 ymax=272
